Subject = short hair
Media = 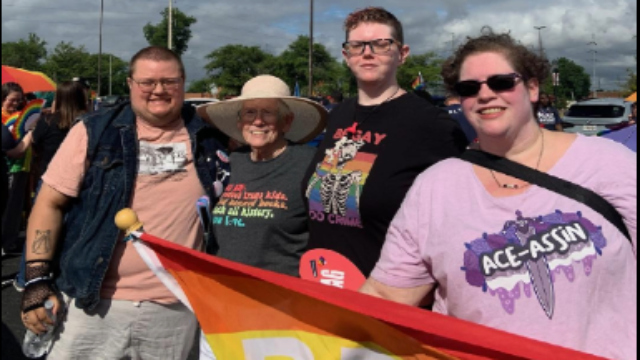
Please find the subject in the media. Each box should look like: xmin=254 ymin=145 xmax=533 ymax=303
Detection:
xmin=442 ymin=27 xmax=550 ymax=96
xmin=2 ymin=82 xmax=24 ymax=103
xmin=129 ymin=46 xmax=185 ymax=79
xmin=344 ymin=7 xmax=404 ymax=44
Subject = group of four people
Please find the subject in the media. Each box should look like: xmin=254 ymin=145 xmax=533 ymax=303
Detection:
xmin=19 ymin=6 xmax=635 ymax=360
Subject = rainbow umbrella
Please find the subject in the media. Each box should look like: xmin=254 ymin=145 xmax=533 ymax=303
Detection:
xmin=1 ymin=65 xmax=56 ymax=93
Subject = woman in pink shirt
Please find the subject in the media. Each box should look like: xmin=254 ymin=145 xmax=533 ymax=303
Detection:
xmin=361 ymin=29 xmax=637 ymax=360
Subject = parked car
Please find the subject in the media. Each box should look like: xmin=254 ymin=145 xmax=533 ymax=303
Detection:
xmin=98 ymin=95 xmax=128 ymax=108
xmin=562 ymin=98 xmax=633 ymax=136
xmin=184 ymin=98 xmax=219 ymax=108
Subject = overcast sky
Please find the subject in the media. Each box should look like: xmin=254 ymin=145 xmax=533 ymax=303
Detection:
xmin=2 ymin=0 xmax=637 ymax=91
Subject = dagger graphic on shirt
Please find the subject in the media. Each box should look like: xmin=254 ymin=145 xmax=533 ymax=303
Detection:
xmin=516 ymin=226 xmax=555 ymax=319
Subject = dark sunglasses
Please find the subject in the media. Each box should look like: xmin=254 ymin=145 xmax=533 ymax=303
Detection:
xmin=454 ymin=73 xmax=524 ymax=97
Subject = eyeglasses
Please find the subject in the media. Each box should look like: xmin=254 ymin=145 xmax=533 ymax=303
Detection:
xmin=239 ymin=108 xmax=279 ymax=123
xmin=454 ymin=73 xmax=524 ymax=97
xmin=130 ymin=77 xmax=183 ymax=92
xmin=342 ymin=38 xmax=399 ymax=56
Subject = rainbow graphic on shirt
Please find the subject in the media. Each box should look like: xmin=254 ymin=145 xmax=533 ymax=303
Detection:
xmin=461 ymin=210 xmax=608 ymax=319
xmin=306 ymin=145 xmax=377 ymax=229
xmin=3 ymin=99 xmax=45 ymax=140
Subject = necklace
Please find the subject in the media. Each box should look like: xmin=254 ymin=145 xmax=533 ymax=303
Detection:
xmin=489 ymin=130 xmax=545 ymax=190
xmin=345 ymin=86 xmax=401 ymax=136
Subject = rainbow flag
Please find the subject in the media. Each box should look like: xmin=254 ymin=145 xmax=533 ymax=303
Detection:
xmin=130 ymin=230 xmax=605 ymax=360
xmin=412 ymin=72 xmax=425 ymax=91
xmin=3 ymin=99 xmax=45 ymax=140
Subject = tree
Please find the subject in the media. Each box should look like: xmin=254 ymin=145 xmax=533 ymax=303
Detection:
xmin=143 ymin=7 xmax=196 ymax=56
xmin=42 ymin=42 xmax=129 ymax=96
xmin=204 ymin=45 xmax=274 ymax=97
xmin=621 ymin=69 xmax=637 ymax=96
xmin=269 ymin=36 xmax=341 ymax=96
xmin=543 ymin=57 xmax=591 ymax=106
xmin=1 ymin=33 xmax=48 ymax=71
xmin=187 ymin=78 xmax=214 ymax=93
xmin=397 ymin=52 xmax=444 ymax=92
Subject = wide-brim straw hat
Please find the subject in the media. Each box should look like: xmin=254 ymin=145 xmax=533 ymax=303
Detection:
xmin=197 ymin=75 xmax=327 ymax=144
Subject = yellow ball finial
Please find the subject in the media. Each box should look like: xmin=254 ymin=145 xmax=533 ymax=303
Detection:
xmin=115 ymin=208 xmax=143 ymax=235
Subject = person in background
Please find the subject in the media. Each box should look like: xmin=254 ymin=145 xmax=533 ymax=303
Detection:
xmin=20 ymin=46 xmax=229 ymax=360
xmin=303 ymin=7 xmax=468 ymax=278
xmin=326 ymin=91 xmax=344 ymax=112
xmin=445 ymin=94 xmax=477 ymax=143
xmin=12 ymin=80 xmax=90 ymax=291
xmin=1 ymin=82 xmax=31 ymax=255
xmin=537 ymin=93 xmax=563 ymax=131
xmin=629 ymin=102 xmax=637 ymax=125
xmin=2 ymin=124 xmax=34 ymax=256
xmin=361 ymin=29 xmax=636 ymax=360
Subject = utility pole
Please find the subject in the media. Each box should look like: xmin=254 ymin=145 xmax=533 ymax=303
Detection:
xmin=534 ymin=26 xmax=547 ymax=58
xmin=308 ymin=0 xmax=314 ymax=97
xmin=98 ymin=0 xmax=104 ymax=98
xmin=450 ymin=33 xmax=456 ymax=55
xmin=588 ymin=35 xmax=598 ymax=98
xmin=168 ymin=0 xmax=173 ymax=50
xmin=109 ymin=55 xmax=112 ymax=96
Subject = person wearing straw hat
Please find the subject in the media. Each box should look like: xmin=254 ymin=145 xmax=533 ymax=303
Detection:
xmin=196 ymin=74 xmax=327 ymax=359
xmin=198 ymin=74 xmax=327 ymax=275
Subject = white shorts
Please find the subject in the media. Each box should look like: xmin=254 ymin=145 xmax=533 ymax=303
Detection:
xmin=48 ymin=295 xmax=197 ymax=360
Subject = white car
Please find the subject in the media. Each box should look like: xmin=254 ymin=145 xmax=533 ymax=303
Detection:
xmin=184 ymin=98 xmax=219 ymax=108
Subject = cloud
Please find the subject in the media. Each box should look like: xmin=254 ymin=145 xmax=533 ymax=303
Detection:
xmin=2 ymin=0 xmax=637 ymax=91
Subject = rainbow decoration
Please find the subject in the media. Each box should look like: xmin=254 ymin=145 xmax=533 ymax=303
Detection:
xmin=412 ymin=72 xmax=426 ymax=91
xmin=130 ymin=229 xmax=606 ymax=360
xmin=3 ymin=99 xmax=45 ymax=140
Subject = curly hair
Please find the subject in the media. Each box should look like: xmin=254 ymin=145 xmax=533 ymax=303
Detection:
xmin=344 ymin=7 xmax=404 ymax=44
xmin=442 ymin=27 xmax=550 ymax=96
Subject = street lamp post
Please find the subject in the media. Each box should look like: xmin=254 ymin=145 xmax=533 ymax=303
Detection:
xmin=98 ymin=0 xmax=104 ymax=98
xmin=534 ymin=26 xmax=547 ymax=58
xmin=308 ymin=0 xmax=314 ymax=97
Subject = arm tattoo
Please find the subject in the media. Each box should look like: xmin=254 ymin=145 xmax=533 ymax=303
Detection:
xmin=32 ymin=230 xmax=53 ymax=255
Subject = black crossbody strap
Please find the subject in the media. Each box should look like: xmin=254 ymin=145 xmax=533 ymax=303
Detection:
xmin=460 ymin=150 xmax=632 ymax=242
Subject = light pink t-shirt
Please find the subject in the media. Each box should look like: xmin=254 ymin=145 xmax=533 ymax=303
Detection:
xmin=371 ymin=135 xmax=637 ymax=360
xmin=43 ymin=119 xmax=205 ymax=304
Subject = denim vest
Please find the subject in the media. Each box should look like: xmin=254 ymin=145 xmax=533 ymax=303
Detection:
xmin=56 ymin=102 xmax=229 ymax=310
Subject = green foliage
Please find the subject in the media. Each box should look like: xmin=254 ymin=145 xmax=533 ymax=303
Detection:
xmin=1 ymin=33 xmax=47 ymax=71
xmin=204 ymin=45 xmax=274 ymax=98
xmin=397 ymin=52 xmax=444 ymax=92
xmin=268 ymin=36 xmax=342 ymax=96
xmin=622 ymin=70 xmax=637 ymax=96
xmin=187 ymin=78 xmax=214 ymax=93
xmin=542 ymin=58 xmax=592 ymax=108
xmin=143 ymin=7 xmax=197 ymax=56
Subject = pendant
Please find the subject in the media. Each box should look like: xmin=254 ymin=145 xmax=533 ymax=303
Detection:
xmin=503 ymin=183 xmax=519 ymax=189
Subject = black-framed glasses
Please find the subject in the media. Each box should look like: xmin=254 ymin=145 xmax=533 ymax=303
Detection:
xmin=454 ymin=73 xmax=524 ymax=97
xmin=130 ymin=77 xmax=183 ymax=92
xmin=342 ymin=38 xmax=399 ymax=56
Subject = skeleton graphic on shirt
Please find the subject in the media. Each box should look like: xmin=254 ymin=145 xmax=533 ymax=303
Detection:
xmin=307 ymin=137 xmax=365 ymax=216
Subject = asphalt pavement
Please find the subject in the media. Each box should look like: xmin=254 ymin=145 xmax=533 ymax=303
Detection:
xmin=1 ymin=242 xmax=200 ymax=360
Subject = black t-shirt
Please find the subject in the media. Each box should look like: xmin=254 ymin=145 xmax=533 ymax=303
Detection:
xmin=213 ymin=144 xmax=316 ymax=277
xmin=303 ymin=93 xmax=469 ymax=276
xmin=32 ymin=114 xmax=71 ymax=178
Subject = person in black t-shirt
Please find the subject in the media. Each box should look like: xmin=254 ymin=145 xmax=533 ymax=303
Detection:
xmin=303 ymin=7 xmax=468 ymax=277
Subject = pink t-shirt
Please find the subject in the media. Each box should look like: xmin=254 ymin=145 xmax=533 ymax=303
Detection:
xmin=43 ymin=119 xmax=205 ymax=304
xmin=371 ymin=135 xmax=637 ymax=360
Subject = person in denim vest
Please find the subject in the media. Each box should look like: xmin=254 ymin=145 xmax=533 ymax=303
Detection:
xmin=20 ymin=46 xmax=229 ymax=360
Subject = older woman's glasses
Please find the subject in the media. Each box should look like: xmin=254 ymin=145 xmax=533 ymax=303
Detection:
xmin=239 ymin=108 xmax=279 ymax=123
xmin=131 ymin=78 xmax=183 ymax=92
xmin=454 ymin=73 xmax=524 ymax=97
xmin=342 ymin=39 xmax=398 ymax=56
